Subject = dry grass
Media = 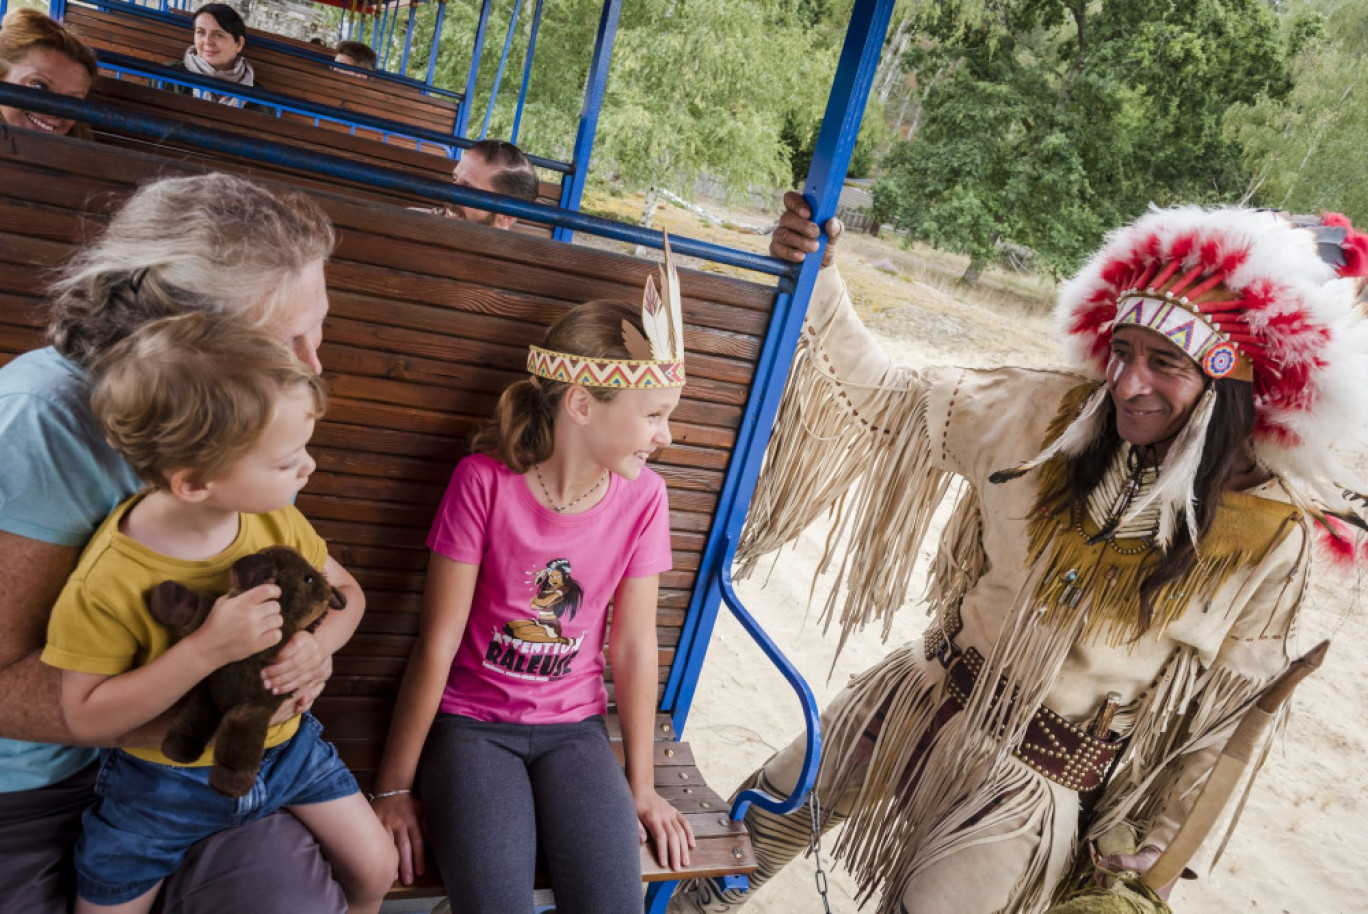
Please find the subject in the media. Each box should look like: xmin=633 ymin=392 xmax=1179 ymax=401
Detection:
xmin=577 ymin=186 xmax=1059 ymax=366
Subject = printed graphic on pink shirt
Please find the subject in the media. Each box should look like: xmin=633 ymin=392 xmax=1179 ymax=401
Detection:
xmin=485 ymin=558 xmax=584 ymax=682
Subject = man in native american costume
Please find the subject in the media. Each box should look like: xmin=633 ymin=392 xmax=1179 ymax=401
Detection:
xmin=670 ymin=195 xmax=1368 ymax=914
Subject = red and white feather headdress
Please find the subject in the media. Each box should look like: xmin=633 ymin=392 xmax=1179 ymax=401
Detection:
xmin=1054 ymin=205 xmax=1368 ymax=553
xmin=526 ymin=234 xmax=686 ymax=389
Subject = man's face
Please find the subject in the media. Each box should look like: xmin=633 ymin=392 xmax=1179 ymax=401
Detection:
xmin=1105 ymin=326 xmax=1208 ymax=459
xmin=446 ymin=151 xmax=513 ymax=228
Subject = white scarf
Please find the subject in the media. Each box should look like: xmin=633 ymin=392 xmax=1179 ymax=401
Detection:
xmin=181 ymin=47 xmax=255 ymax=108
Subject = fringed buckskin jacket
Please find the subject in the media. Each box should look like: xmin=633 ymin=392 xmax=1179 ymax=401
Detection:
xmin=736 ymin=267 xmax=1311 ymax=914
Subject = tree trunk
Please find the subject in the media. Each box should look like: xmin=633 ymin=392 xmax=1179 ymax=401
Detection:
xmin=875 ymin=19 xmax=913 ymax=105
xmin=639 ymin=186 xmax=662 ymax=228
xmin=960 ymin=253 xmax=986 ymax=286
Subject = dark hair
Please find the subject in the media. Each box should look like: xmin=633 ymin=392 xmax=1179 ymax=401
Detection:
xmin=467 ymin=139 xmax=539 ymax=202
xmin=192 ymin=4 xmax=247 ymax=43
xmin=1039 ymin=378 xmax=1257 ymax=633
xmin=335 ymin=40 xmax=376 ymax=70
xmin=469 ymin=300 xmax=642 ymax=471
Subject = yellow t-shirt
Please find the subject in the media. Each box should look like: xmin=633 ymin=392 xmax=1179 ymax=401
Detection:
xmin=42 ymin=494 xmax=328 ymax=766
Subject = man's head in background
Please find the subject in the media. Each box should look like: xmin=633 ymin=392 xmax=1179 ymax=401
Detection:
xmin=334 ymin=40 xmax=376 ymax=71
xmin=446 ymin=139 xmax=539 ymax=229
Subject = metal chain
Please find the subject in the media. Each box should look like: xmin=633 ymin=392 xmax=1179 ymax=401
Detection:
xmin=807 ymin=790 xmax=833 ymax=913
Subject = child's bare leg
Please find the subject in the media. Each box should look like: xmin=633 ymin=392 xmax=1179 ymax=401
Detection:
xmin=74 ymin=881 xmax=160 ymax=914
xmin=289 ymin=795 xmax=398 ymax=914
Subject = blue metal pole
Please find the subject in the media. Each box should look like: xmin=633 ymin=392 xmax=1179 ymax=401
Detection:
xmin=480 ymin=0 xmax=523 ymax=140
xmin=370 ymin=0 xmax=388 ymax=54
xmin=380 ymin=0 xmax=401 ymax=70
xmin=425 ymin=0 xmax=447 ymax=86
xmin=48 ymin=0 xmax=67 ymax=20
xmin=456 ymin=0 xmax=494 ymax=140
xmin=662 ymin=0 xmax=896 ymax=726
xmin=646 ymin=4 xmax=897 ymax=910
xmin=552 ymin=0 xmax=620 ymax=242
xmin=510 ymin=0 xmax=543 ymax=145
xmin=399 ymin=1 xmax=418 ymax=75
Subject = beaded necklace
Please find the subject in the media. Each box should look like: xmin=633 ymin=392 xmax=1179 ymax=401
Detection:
xmin=533 ymin=463 xmax=607 ymax=514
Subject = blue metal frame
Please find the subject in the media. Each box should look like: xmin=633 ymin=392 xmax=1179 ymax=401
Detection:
xmin=480 ymin=0 xmax=524 ymax=140
xmin=457 ymin=0 xmax=494 ymax=140
xmin=424 ymin=0 xmax=447 ymax=86
xmin=644 ymin=1 xmax=896 ymax=909
xmin=399 ymin=0 xmax=418 ymax=75
xmin=381 ymin=0 xmax=402 ymax=70
xmin=552 ymin=0 xmax=620 ymax=243
xmin=0 ymin=80 xmax=789 ymax=278
xmin=369 ymin=0 xmax=385 ymax=53
xmin=510 ymin=0 xmax=543 ymax=144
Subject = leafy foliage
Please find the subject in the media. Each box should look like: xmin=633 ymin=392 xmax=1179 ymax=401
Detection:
xmin=1226 ymin=0 xmax=1368 ymax=224
xmin=873 ymin=0 xmax=1293 ymax=279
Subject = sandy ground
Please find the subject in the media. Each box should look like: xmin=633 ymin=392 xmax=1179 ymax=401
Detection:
xmin=664 ymin=222 xmax=1368 ymax=913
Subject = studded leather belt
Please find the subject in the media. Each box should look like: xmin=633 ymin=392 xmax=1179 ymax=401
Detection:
xmin=942 ymin=646 xmax=1121 ymax=792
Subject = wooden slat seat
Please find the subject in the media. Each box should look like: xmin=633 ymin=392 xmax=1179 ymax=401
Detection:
xmin=64 ymin=3 xmax=459 ymax=135
xmin=0 ymin=125 xmax=765 ymax=899
xmin=79 ymin=80 xmax=562 ymax=233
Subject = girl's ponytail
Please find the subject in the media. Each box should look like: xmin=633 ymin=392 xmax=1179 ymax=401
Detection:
xmin=471 ymin=377 xmax=556 ymax=472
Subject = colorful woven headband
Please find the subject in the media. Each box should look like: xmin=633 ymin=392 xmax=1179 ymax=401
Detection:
xmin=527 ymin=234 xmax=686 ymax=390
xmin=526 ymin=346 xmax=685 ymax=388
xmin=1112 ymin=292 xmax=1254 ymax=381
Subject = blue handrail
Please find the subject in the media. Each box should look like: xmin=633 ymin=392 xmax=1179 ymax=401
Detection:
xmin=97 ymin=59 xmax=454 ymax=156
xmin=0 ymin=81 xmax=793 ymax=282
xmin=717 ymin=537 xmax=822 ymax=821
xmin=93 ymin=50 xmax=574 ymax=174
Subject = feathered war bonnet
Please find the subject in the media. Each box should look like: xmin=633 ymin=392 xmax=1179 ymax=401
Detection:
xmin=526 ymin=234 xmax=686 ymax=389
xmin=996 ymin=205 xmax=1368 ymax=555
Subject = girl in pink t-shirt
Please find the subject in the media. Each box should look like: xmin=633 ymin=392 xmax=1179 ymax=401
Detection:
xmin=373 ymin=296 xmax=696 ymax=913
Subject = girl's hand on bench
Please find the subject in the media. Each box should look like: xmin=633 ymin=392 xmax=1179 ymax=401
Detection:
xmin=374 ymin=792 xmax=425 ymax=885
xmin=635 ymin=787 xmax=696 ymax=870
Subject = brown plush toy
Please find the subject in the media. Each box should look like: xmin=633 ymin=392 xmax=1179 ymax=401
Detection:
xmin=146 ymin=545 xmax=345 ymax=798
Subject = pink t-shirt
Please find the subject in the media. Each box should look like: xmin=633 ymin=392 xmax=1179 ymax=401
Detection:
xmin=427 ymin=453 xmax=673 ymax=724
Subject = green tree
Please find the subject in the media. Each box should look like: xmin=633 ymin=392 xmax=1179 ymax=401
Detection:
xmin=1227 ymin=0 xmax=1368 ymax=224
xmin=872 ymin=0 xmax=1292 ymax=282
xmin=405 ymin=0 xmax=835 ymax=225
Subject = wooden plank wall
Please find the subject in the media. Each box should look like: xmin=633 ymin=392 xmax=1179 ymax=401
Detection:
xmin=0 ymin=126 xmax=776 ymax=789
xmin=64 ymin=3 xmax=459 ymax=135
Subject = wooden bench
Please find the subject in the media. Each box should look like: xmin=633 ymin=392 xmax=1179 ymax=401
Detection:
xmin=78 ymin=79 xmax=562 ymax=233
xmin=0 ymin=124 xmax=767 ymax=897
xmin=64 ymin=2 xmax=460 ymax=136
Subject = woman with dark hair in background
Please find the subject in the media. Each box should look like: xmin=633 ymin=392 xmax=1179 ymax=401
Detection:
xmin=166 ymin=3 xmax=267 ymax=110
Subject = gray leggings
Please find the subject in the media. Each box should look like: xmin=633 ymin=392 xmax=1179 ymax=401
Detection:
xmin=417 ymin=714 xmax=642 ymax=914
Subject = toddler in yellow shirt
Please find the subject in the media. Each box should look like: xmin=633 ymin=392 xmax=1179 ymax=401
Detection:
xmin=42 ymin=312 xmax=396 ymax=913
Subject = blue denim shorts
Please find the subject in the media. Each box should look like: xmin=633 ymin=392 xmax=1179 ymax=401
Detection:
xmin=74 ymin=713 xmax=358 ymax=905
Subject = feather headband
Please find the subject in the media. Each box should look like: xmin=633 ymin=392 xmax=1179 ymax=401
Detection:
xmin=1045 ymin=205 xmax=1368 ymax=552
xmin=526 ymin=234 xmax=686 ymax=389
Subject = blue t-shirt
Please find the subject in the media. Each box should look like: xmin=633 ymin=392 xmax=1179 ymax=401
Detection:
xmin=0 ymin=348 xmax=142 ymax=792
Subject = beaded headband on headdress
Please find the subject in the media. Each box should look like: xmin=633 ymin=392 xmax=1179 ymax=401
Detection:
xmin=1059 ymin=206 xmax=1368 ymax=450
xmin=996 ymin=205 xmax=1368 ymax=554
xmin=526 ymin=235 xmax=686 ymax=389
